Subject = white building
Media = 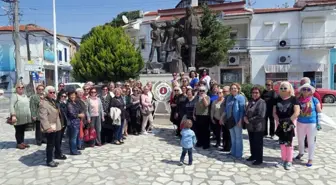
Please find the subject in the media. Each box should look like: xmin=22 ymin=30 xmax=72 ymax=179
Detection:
xmin=250 ymin=0 xmax=336 ymax=88
xmin=0 ymin=25 xmax=78 ymax=92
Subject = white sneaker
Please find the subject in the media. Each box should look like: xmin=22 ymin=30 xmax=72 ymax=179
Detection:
xmin=142 ymin=131 xmax=148 ymax=135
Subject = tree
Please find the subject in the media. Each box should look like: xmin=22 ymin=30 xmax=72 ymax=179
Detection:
xmin=82 ymin=10 xmax=141 ymax=42
xmin=71 ymin=26 xmax=144 ymax=82
xmin=196 ymin=5 xmax=235 ymax=69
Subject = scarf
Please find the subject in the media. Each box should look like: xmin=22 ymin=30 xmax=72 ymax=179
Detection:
xmin=299 ymin=96 xmax=312 ymax=104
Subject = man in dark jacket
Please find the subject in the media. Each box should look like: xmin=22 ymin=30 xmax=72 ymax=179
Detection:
xmin=261 ymin=80 xmax=277 ymax=138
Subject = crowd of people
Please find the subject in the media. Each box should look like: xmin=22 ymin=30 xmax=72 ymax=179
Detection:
xmin=6 ymin=69 xmax=322 ymax=170
xmin=8 ymin=80 xmax=155 ymax=167
xmin=170 ymin=70 xmax=322 ymax=170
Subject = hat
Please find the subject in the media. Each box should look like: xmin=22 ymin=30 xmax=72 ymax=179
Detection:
xmin=298 ymin=83 xmax=315 ymax=94
xmin=199 ymin=86 xmax=206 ymax=91
xmin=186 ymin=86 xmax=192 ymax=89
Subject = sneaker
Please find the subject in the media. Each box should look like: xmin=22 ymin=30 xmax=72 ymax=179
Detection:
xmin=306 ymin=160 xmax=313 ymax=167
xmin=178 ymin=162 xmax=183 ymax=166
xmin=142 ymin=131 xmax=148 ymax=135
xmin=284 ymin=162 xmax=292 ymax=170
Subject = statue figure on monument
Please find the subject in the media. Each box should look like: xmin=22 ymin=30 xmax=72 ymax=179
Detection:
xmin=161 ymin=21 xmax=175 ymax=63
xmin=148 ymin=22 xmax=162 ymax=63
xmin=175 ymin=6 xmax=202 ymax=68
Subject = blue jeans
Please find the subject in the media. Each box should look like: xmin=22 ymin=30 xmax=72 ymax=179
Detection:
xmin=229 ymin=125 xmax=243 ymax=158
xmin=114 ymin=120 xmax=125 ymax=141
xmin=68 ymin=125 xmax=80 ymax=154
xmin=180 ymin=148 xmax=193 ymax=165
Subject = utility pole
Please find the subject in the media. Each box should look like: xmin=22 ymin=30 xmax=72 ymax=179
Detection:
xmin=13 ymin=0 xmax=22 ymax=84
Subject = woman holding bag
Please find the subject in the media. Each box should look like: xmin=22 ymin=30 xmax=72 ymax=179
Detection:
xmin=10 ymin=83 xmax=32 ymax=149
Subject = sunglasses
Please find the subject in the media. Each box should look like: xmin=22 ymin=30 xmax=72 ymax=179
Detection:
xmin=280 ymin=87 xmax=288 ymax=91
xmin=174 ymin=90 xmax=179 ymax=92
xmin=301 ymin=88 xmax=311 ymax=92
xmin=17 ymin=87 xmax=24 ymax=89
xmin=266 ymin=84 xmax=272 ymax=86
xmin=103 ymin=88 xmax=108 ymax=91
xmin=49 ymin=91 xmax=56 ymax=94
xmin=199 ymin=90 xmax=205 ymax=92
xmin=61 ymin=95 xmax=67 ymax=98
xmin=90 ymin=91 xmax=97 ymax=94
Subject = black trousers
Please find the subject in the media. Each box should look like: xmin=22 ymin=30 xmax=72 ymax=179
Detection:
xmin=195 ymin=115 xmax=210 ymax=148
xmin=248 ymin=131 xmax=264 ymax=163
xmin=59 ymin=126 xmax=66 ymax=147
xmin=34 ymin=121 xmax=44 ymax=144
xmin=130 ymin=114 xmax=141 ymax=134
xmin=14 ymin=124 xmax=27 ymax=144
xmin=222 ymin=124 xmax=232 ymax=151
xmin=264 ymin=111 xmax=275 ymax=136
xmin=45 ymin=131 xmax=63 ymax=163
xmin=101 ymin=127 xmax=114 ymax=144
xmin=213 ymin=119 xmax=222 ymax=145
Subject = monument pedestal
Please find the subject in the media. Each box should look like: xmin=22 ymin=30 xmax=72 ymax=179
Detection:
xmin=171 ymin=58 xmax=187 ymax=73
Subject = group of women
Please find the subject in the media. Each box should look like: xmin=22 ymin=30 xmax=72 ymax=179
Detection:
xmin=9 ymin=80 xmax=155 ymax=167
xmin=170 ymin=71 xmax=321 ymax=170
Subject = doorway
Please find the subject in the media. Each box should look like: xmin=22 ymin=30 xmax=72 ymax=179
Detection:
xmin=303 ymin=71 xmax=322 ymax=88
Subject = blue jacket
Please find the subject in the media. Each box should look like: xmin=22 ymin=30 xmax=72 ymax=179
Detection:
xmin=224 ymin=94 xmax=245 ymax=124
xmin=180 ymin=128 xmax=197 ymax=149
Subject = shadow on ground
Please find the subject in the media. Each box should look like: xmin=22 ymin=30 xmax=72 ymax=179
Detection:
xmin=154 ymin=127 xmax=282 ymax=168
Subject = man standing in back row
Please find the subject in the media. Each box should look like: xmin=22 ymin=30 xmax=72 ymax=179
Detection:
xmin=261 ymin=80 xmax=277 ymax=139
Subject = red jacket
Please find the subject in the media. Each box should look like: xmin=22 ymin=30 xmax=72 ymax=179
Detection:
xmin=313 ymin=91 xmax=322 ymax=109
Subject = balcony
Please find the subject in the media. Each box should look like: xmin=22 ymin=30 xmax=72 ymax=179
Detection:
xmin=229 ymin=38 xmax=248 ymax=52
xmin=301 ymin=32 xmax=336 ymax=49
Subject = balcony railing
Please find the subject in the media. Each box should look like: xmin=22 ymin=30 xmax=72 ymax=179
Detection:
xmin=230 ymin=38 xmax=248 ymax=50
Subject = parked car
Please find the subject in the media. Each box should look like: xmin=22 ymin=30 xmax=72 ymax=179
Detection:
xmin=64 ymin=82 xmax=85 ymax=92
xmin=273 ymin=80 xmax=336 ymax=103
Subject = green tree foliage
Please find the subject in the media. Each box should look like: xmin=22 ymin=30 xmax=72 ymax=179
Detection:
xmin=196 ymin=5 xmax=235 ymax=69
xmin=241 ymin=83 xmax=265 ymax=100
xmin=71 ymin=26 xmax=144 ymax=82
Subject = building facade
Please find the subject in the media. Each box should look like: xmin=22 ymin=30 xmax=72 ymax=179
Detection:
xmin=250 ymin=0 xmax=336 ymax=88
xmin=0 ymin=25 xmax=77 ymax=92
xmin=125 ymin=0 xmax=252 ymax=85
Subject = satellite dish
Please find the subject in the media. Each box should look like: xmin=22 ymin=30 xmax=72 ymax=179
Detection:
xmin=122 ymin=15 xmax=129 ymax=24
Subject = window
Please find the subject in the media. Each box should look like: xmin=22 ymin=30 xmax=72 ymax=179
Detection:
xmin=220 ymin=69 xmax=242 ymax=85
xmin=230 ymin=32 xmax=238 ymax=40
xmin=302 ymin=20 xmax=325 ymax=38
xmin=266 ymin=73 xmax=288 ymax=82
xmin=263 ymin=23 xmax=273 ymax=40
xmin=279 ymin=23 xmax=288 ymax=39
xmin=315 ymin=72 xmax=322 ymax=88
xmin=58 ymin=50 xmax=62 ymax=61
xmin=139 ymin=38 xmax=145 ymax=50
xmin=64 ymin=48 xmax=68 ymax=62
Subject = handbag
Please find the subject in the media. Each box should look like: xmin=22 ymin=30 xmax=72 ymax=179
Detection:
xmin=83 ymin=127 xmax=97 ymax=142
xmin=79 ymin=120 xmax=84 ymax=139
xmin=6 ymin=94 xmax=19 ymax=125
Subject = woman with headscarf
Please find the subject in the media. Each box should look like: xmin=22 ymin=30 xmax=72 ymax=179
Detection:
xmin=295 ymin=83 xmax=322 ymax=167
xmin=273 ymin=81 xmax=300 ymax=170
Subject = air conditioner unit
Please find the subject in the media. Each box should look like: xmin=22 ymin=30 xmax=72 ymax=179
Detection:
xmin=278 ymin=39 xmax=290 ymax=49
xmin=228 ymin=56 xmax=240 ymax=66
xmin=278 ymin=56 xmax=291 ymax=64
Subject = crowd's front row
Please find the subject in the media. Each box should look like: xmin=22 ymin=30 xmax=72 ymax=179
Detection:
xmin=9 ymin=81 xmax=155 ymax=167
xmin=175 ymin=81 xmax=321 ymax=170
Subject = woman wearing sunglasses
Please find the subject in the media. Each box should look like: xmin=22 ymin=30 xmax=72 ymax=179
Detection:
xmin=10 ymin=83 xmax=32 ymax=149
xmin=87 ymin=87 xmax=104 ymax=146
xmin=56 ymin=90 xmax=69 ymax=148
xmin=273 ymin=81 xmax=300 ymax=170
xmin=295 ymin=83 xmax=322 ymax=167
xmin=194 ymin=85 xmax=210 ymax=149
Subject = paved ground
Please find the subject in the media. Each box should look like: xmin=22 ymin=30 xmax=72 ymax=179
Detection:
xmin=1 ymin=117 xmax=336 ymax=185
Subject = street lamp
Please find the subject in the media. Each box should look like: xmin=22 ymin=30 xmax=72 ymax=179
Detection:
xmin=53 ymin=0 xmax=58 ymax=91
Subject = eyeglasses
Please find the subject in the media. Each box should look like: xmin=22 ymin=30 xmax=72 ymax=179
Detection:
xmin=103 ymin=88 xmax=108 ymax=91
xmin=280 ymin=87 xmax=288 ymax=91
xmin=199 ymin=90 xmax=205 ymax=92
xmin=302 ymin=88 xmax=311 ymax=92
xmin=61 ymin=95 xmax=67 ymax=98
xmin=49 ymin=91 xmax=56 ymax=94
xmin=90 ymin=91 xmax=97 ymax=94
xmin=17 ymin=86 xmax=24 ymax=89
xmin=174 ymin=90 xmax=179 ymax=92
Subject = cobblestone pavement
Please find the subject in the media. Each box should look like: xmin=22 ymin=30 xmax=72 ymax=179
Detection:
xmin=1 ymin=117 xmax=336 ymax=185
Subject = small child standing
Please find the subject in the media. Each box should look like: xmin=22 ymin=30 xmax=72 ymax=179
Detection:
xmin=179 ymin=119 xmax=197 ymax=166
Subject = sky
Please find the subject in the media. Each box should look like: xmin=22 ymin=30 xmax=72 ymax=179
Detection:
xmin=0 ymin=0 xmax=292 ymax=38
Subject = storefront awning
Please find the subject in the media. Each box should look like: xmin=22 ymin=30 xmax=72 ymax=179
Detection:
xmin=264 ymin=63 xmax=326 ymax=73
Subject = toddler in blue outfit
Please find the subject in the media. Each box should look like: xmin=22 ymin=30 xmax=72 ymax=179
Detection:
xmin=179 ymin=119 xmax=197 ymax=166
